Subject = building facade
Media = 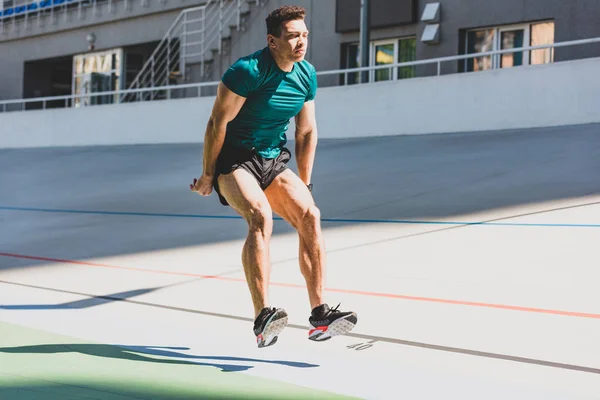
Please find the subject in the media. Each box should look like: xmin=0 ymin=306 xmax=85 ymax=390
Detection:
xmin=1 ymin=0 xmax=599 ymax=104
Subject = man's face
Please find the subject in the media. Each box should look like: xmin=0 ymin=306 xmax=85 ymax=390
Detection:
xmin=270 ymin=19 xmax=309 ymax=62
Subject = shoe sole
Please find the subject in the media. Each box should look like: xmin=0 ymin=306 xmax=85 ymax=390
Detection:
xmin=308 ymin=313 xmax=358 ymax=342
xmin=257 ymin=309 xmax=288 ymax=348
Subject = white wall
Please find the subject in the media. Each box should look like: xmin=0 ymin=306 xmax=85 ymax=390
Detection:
xmin=316 ymin=57 xmax=600 ymax=138
xmin=1 ymin=57 xmax=599 ymax=148
xmin=0 ymin=97 xmax=213 ymax=148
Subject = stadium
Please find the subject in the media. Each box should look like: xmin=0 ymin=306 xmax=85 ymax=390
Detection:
xmin=1 ymin=1 xmax=599 ymax=399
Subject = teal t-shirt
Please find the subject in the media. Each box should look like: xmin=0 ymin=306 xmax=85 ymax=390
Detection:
xmin=221 ymin=47 xmax=318 ymax=159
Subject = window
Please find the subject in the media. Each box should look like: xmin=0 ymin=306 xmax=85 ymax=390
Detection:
xmin=344 ymin=37 xmax=416 ymax=84
xmin=398 ymin=36 xmax=417 ymax=79
xmin=72 ymin=48 xmax=123 ymax=107
xmin=372 ymin=40 xmax=397 ymax=82
xmin=530 ymin=22 xmax=555 ymax=65
xmin=465 ymin=21 xmax=554 ymax=72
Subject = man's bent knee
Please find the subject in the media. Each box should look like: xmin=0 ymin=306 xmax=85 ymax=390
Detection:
xmin=245 ymin=204 xmax=273 ymax=233
xmin=300 ymin=205 xmax=321 ymax=230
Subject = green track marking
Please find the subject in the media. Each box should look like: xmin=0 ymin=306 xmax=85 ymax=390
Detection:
xmin=0 ymin=321 xmax=359 ymax=400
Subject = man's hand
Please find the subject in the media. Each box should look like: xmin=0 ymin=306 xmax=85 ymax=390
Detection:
xmin=190 ymin=174 xmax=214 ymax=196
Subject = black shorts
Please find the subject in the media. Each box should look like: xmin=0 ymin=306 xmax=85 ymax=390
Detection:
xmin=213 ymin=145 xmax=291 ymax=206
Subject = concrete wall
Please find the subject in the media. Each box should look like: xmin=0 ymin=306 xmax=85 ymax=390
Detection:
xmin=416 ymin=0 xmax=600 ymax=75
xmin=0 ymin=0 xmax=205 ymax=100
xmin=216 ymin=0 xmax=417 ymax=88
xmin=1 ymin=57 xmax=599 ymax=148
xmin=0 ymin=0 xmax=205 ymax=43
xmin=221 ymin=0 xmax=600 ymax=83
xmin=4 ymin=0 xmax=600 ymax=101
xmin=316 ymin=57 xmax=600 ymax=138
xmin=218 ymin=0 xmax=342 ymax=84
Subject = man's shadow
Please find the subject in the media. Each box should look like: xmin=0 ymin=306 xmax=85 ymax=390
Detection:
xmin=0 ymin=287 xmax=158 ymax=310
xmin=0 ymin=343 xmax=319 ymax=372
xmin=0 ymin=283 xmax=320 ymax=372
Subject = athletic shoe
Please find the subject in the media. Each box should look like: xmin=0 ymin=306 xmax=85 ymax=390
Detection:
xmin=253 ymin=307 xmax=288 ymax=348
xmin=308 ymin=303 xmax=357 ymax=341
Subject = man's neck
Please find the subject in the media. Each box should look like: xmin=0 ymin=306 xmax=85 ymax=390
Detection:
xmin=268 ymin=48 xmax=294 ymax=72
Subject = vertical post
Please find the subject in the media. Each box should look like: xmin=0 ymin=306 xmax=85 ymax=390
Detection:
xmin=437 ymin=61 xmax=441 ymax=76
xmin=151 ymin=57 xmax=155 ymax=87
xmin=181 ymin=12 xmax=187 ymax=83
xmin=201 ymin=8 xmax=205 ymax=78
xmin=167 ymin=37 xmax=171 ymax=86
xmin=237 ymin=0 xmax=241 ymax=31
xmin=219 ymin=0 xmax=224 ymax=54
xmin=359 ymin=0 xmax=370 ymax=84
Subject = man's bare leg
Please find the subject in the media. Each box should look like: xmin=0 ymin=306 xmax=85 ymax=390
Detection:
xmin=217 ymin=169 xmax=273 ymax=318
xmin=265 ymin=169 xmax=325 ymax=309
xmin=266 ymin=169 xmax=357 ymax=341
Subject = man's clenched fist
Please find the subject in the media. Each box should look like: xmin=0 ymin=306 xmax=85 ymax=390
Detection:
xmin=190 ymin=174 xmax=214 ymax=196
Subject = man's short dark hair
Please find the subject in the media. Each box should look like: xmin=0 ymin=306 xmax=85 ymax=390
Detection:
xmin=266 ymin=5 xmax=306 ymax=37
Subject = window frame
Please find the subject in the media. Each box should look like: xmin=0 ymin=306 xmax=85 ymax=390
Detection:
xmin=464 ymin=21 xmax=554 ymax=72
xmin=494 ymin=23 xmax=531 ymax=69
xmin=370 ymin=39 xmax=399 ymax=82
xmin=343 ymin=36 xmax=417 ymax=84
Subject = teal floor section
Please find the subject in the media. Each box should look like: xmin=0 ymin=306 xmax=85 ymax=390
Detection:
xmin=0 ymin=321 xmax=358 ymax=399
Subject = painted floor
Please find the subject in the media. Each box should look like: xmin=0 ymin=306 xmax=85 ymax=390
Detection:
xmin=1 ymin=123 xmax=600 ymax=399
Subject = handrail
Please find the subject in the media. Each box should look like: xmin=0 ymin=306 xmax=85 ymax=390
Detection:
xmin=125 ymin=0 xmax=243 ymax=98
xmin=126 ymin=2 xmax=211 ymax=92
xmin=0 ymin=81 xmax=220 ymax=106
xmin=317 ymin=36 xmax=600 ymax=77
xmin=1 ymin=36 xmax=599 ymax=110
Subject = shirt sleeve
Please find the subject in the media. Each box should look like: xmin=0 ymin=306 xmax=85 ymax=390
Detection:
xmin=221 ymin=58 xmax=256 ymax=97
xmin=305 ymin=66 xmax=318 ymax=102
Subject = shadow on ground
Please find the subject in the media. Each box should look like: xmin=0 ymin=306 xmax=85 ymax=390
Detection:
xmin=0 ymin=343 xmax=319 ymax=372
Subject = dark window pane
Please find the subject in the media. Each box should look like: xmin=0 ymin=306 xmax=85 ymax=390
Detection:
xmin=466 ymin=29 xmax=495 ymax=72
xmin=398 ymin=37 xmax=416 ymax=79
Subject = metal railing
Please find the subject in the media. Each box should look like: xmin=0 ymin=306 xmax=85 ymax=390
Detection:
xmin=0 ymin=0 xmax=150 ymax=29
xmin=1 ymin=36 xmax=599 ymax=113
xmin=0 ymin=81 xmax=220 ymax=112
xmin=318 ymin=37 xmax=600 ymax=84
xmin=125 ymin=0 xmax=257 ymax=102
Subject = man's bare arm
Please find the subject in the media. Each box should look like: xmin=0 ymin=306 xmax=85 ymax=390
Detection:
xmin=203 ymin=82 xmax=246 ymax=176
xmin=294 ymin=100 xmax=318 ymax=185
xmin=191 ymin=82 xmax=246 ymax=195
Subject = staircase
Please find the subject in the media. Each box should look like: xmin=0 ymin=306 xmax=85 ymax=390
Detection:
xmin=123 ymin=0 xmax=262 ymax=102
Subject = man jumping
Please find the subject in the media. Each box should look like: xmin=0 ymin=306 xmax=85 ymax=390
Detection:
xmin=190 ymin=5 xmax=357 ymax=348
